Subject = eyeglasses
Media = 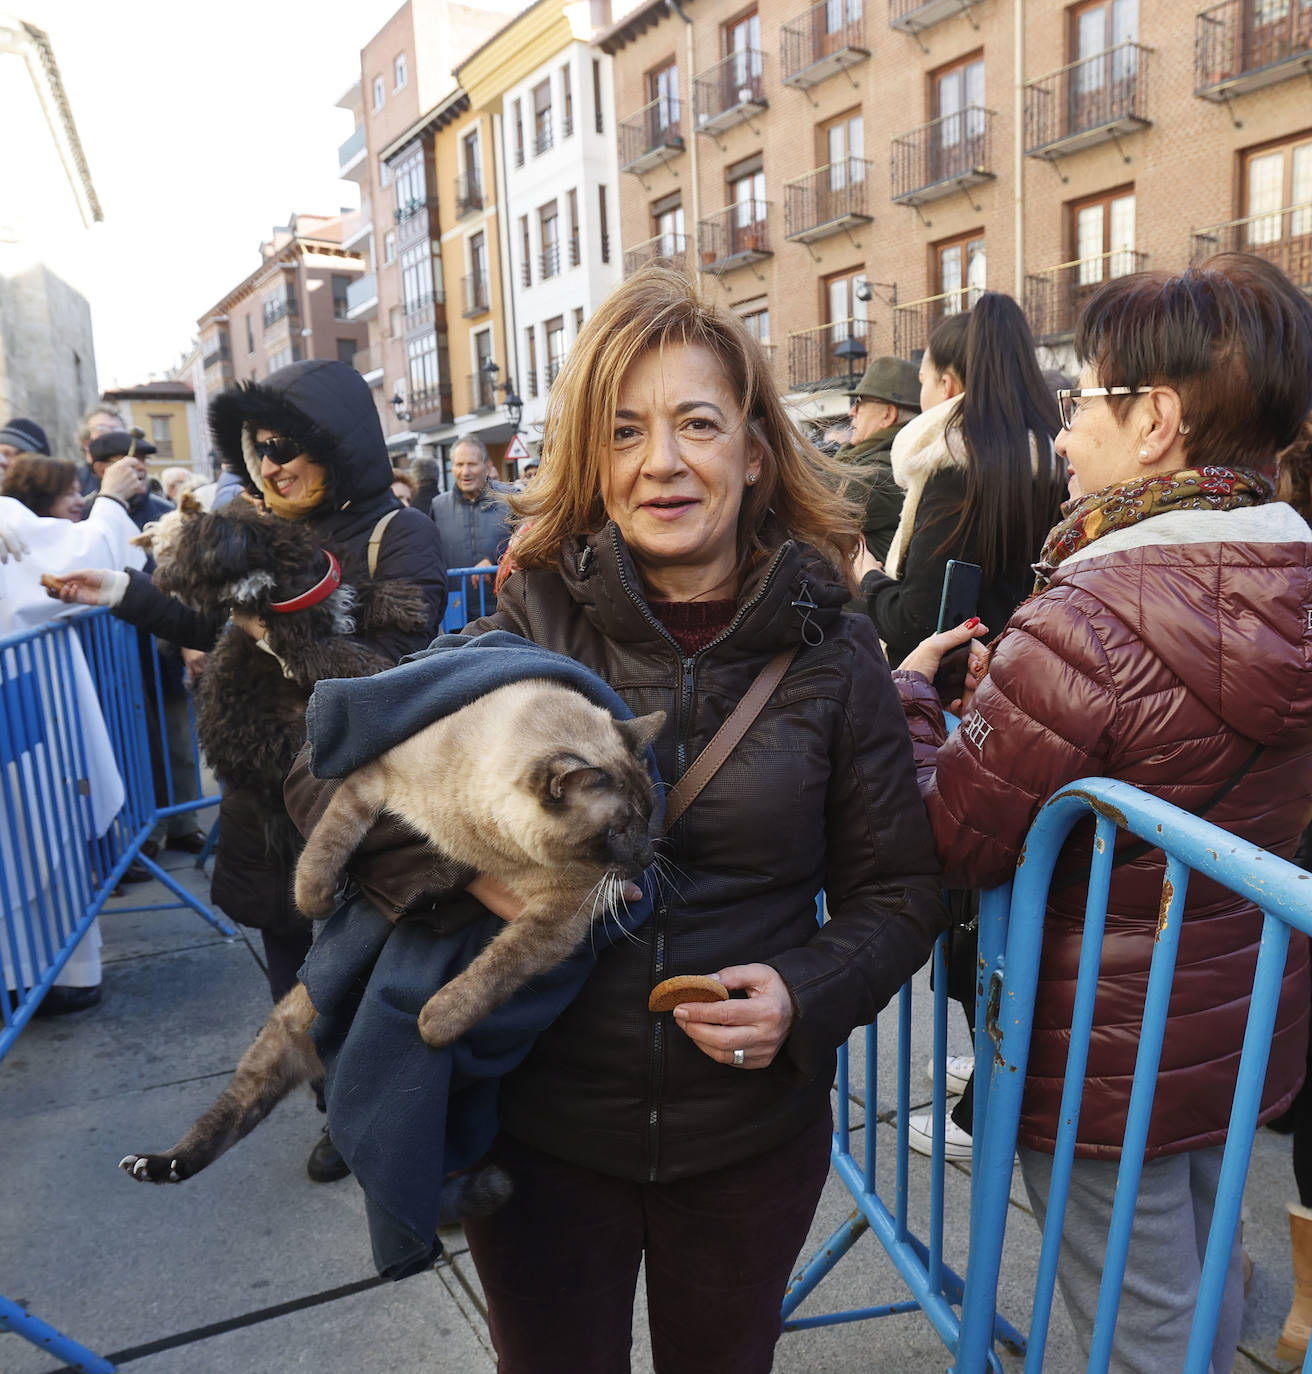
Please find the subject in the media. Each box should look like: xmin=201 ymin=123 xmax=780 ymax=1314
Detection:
xmin=1056 ymin=386 xmax=1154 ymax=430
xmin=254 ymin=436 xmax=303 ymax=466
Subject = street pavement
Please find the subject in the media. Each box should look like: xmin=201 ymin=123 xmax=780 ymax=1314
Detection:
xmin=0 ymin=851 xmax=1302 ymax=1373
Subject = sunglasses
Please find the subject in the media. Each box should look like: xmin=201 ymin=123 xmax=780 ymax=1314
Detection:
xmin=254 ymin=436 xmax=304 ymax=466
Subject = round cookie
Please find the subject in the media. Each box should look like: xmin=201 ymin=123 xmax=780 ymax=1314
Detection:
xmin=648 ymin=974 xmax=729 ymax=1013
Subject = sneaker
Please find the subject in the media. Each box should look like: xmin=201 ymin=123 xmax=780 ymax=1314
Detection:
xmin=907 ymin=1110 xmax=973 ymax=1161
xmin=306 ymin=1127 xmax=351 ymax=1183
xmin=926 ymin=1053 xmax=974 ymax=1096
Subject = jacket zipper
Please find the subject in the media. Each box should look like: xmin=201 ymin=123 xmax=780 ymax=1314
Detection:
xmin=607 ymin=528 xmax=794 ymax=1180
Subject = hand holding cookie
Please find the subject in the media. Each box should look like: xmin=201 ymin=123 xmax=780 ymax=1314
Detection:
xmin=666 ymin=963 xmax=795 ymax=1070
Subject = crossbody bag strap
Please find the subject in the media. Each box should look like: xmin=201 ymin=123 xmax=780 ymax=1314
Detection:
xmin=662 ymin=645 xmax=800 ymax=835
xmin=367 ymin=508 xmax=402 ymax=579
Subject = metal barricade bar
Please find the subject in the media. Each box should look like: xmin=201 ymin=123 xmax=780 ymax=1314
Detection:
xmin=441 ymin=566 xmax=497 ymax=632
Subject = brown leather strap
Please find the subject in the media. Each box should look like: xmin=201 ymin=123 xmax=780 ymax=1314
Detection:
xmin=662 ymin=646 xmax=800 ymax=834
xmin=367 ymin=508 xmax=401 ymax=578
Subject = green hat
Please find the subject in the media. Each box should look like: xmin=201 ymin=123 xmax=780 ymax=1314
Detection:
xmin=849 ymin=356 xmax=920 ymax=411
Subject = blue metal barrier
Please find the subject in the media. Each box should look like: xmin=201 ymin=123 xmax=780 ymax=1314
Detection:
xmin=441 ymin=566 xmax=496 ymax=632
xmin=0 ymin=608 xmax=225 ymax=1372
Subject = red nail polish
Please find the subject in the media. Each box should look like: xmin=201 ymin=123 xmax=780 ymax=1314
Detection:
xmin=966 ymin=617 xmax=980 ymax=629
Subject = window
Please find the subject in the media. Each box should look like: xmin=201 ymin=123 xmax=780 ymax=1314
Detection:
xmin=533 ymin=79 xmax=553 ymax=155
xmin=512 ymin=99 xmax=525 ymax=167
xmin=469 ymin=231 xmax=489 ymax=313
xmin=824 ymin=267 xmax=868 ymax=343
xmin=384 ymin=230 xmax=397 ymax=264
xmin=728 ymin=158 xmax=767 ymax=246
xmin=473 ymin=329 xmax=495 ymax=409
xmin=933 ymin=52 xmax=986 ymax=166
xmin=525 ymin=326 xmax=540 ymax=398
xmin=394 ymin=151 xmax=426 ymax=218
xmin=408 ymin=333 xmax=439 ymax=409
xmin=462 ymin=130 xmax=483 ymax=201
xmin=654 ymin=197 xmax=685 ymax=257
xmin=561 ymin=62 xmax=574 ymax=137
xmin=725 ymin=10 xmax=764 ymax=94
xmin=593 ymin=58 xmax=605 ymax=134
xmin=372 ymin=76 xmax=385 ymax=110
xmin=539 ymin=201 xmax=561 ymax=278
xmin=545 ymin=316 xmax=566 ymax=387
xmin=736 ymin=296 xmax=771 ymax=341
xmin=1070 ymin=186 xmax=1136 ymax=284
xmin=824 ymin=0 xmax=863 ymax=35
xmin=267 ymin=343 xmax=301 ymax=372
xmin=519 ymin=215 xmax=533 ymax=288
xmin=331 ymin=275 xmax=351 ymax=319
xmin=337 ymin=338 xmax=359 ymax=366
xmin=389 ymin=305 xmax=403 ymax=338
xmin=394 ymin=53 xmax=407 ymax=91
xmin=649 ymin=60 xmax=679 ymax=135
xmin=573 ymin=306 xmax=585 ymax=336
xmin=598 ymin=185 xmax=611 ymax=263
xmin=262 ymin=283 xmax=297 ymax=328
xmin=1243 ymin=134 xmax=1312 ymax=247
xmin=821 ymin=110 xmax=865 ymax=188
xmin=935 ymin=231 xmax=986 ymax=312
xmin=379 ymin=159 xmax=392 ymax=188
xmin=1069 ymin=0 xmax=1139 ymax=127
xmin=148 ymin=414 xmax=174 ymax=459
xmin=567 ymin=188 xmax=580 ymax=267
xmin=401 ymin=242 xmax=434 ymax=315
xmin=245 ymin=314 xmax=254 ymax=354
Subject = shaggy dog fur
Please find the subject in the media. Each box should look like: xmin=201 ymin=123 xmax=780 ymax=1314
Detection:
xmin=146 ymin=500 xmax=427 ymax=815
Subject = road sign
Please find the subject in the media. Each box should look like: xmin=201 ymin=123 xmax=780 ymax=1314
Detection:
xmin=505 ymin=433 xmax=531 ymax=462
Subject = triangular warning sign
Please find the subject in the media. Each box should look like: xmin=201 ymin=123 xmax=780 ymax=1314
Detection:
xmin=505 ymin=434 xmax=531 ymax=462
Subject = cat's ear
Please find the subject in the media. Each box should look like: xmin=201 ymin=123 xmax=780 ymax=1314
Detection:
xmin=616 ymin=710 xmax=665 ymax=757
xmin=532 ymin=754 xmax=608 ymax=805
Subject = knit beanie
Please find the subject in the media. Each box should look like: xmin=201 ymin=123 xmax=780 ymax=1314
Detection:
xmin=0 ymin=418 xmax=51 ymax=455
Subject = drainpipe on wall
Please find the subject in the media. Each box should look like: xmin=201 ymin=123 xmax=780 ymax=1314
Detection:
xmin=1013 ymin=0 xmax=1025 ymax=300
xmin=670 ymin=0 xmax=700 ymax=244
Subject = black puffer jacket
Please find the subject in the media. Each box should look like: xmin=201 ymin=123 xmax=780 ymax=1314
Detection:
xmin=290 ymin=524 xmax=946 ymax=1180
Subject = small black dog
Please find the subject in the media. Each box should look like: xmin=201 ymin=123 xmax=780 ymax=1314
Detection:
xmin=143 ymin=499 xmax=426 ymax=813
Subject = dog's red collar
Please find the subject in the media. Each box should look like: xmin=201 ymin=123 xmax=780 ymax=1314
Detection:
xmin=269 ymin=550 xmax=342 ymax=614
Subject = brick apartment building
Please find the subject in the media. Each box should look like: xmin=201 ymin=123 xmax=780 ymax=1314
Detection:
xmin=195 ymin=214 xmax=369 ymax=424
xmin=599 ymin=0 xmax=1312 ymax=420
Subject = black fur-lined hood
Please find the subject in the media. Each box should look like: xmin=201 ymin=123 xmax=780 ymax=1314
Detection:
xmin=209 ymin=360 xmax=392 ymax=509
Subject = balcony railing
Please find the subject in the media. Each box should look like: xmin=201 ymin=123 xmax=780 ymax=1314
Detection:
xmin=889 ymin=0 xmax=985 ymax=35
xmin=521 ymin=257 xmax=532 ymax=288
xmin=622 ymin=232 xmax=693 ymax=276
xmin=540 ymin=242 xmax=561 ymax=279
xmin=546 ymin=356 xmax=564 ymax=389
xmin=455 ymin=175 xmax=483 ymax=219
xmin=892 ymin=108 xmax=996 ymax=204
xmin=618 ymin=97 xmax=684 ymax=176
xmin=393 ymin=195 xmax=431 ymax=224
xmin=787 ymin=317 xmax=872 ymax=391
xmin=891 ymin=288 xmax=979 ymax=355
xmin=410 ymin=384 xmax=449 ymax=421
xmin=202 ymin=340 xmax=230 ymax=369
xmin=697 ymin=202 xmax=774 ymax=273
xmin=784 ymin=159 xmax=874 ymax=243
xmin=468 ymin=372 xmax=496 ymax=414
xmin=780 ymin=0 xmax=870 ymax=89
xmin=1024 ymin=249 xmax=1148 ymax=340
xmin=569 ymin=229 xmax=580 ymax=268
xmin=535 ymin=117 xmax=554 ymax=156
xmin=462 ymin=272 xmax=490 ymax=318
xmin=1196 ymin=0 xmax=1312 ymax=98
xmin=338 ymin=124 xmax=366 ymax=172
xmin=346 ymin=273 xmax=378 ymax=320
xmin=693 ymin=50 xmax=768 ymax=137
xmin=1025 ymin=42 xmax=1151 ymax=157
xmin=403 ymin=295 xmax=436 ymax=331
xmin=1191 ymin=204 xmax=1312 ymax=287
xmin=262 ymin=296 xmax=298 ymax=329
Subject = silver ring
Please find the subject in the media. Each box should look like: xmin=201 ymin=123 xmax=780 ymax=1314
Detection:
xmin=732 ymin=1048 xmax=745 ymax=1067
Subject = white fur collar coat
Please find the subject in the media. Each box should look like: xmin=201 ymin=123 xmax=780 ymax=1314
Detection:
xmin=884 ymin=395 xmax=968 ymax=579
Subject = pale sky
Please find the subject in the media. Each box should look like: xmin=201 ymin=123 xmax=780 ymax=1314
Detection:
xmin=24 ymin=0 xmax=400 ymax=389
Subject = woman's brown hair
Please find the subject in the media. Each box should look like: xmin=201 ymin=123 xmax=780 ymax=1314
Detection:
xmin=509 ymin=266 xmax=863 ymax=582
xmin=2 ymin=452 xmax=79 ymax=517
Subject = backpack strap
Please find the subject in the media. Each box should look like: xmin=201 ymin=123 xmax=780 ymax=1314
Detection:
xmin=367 ymin=508 xmax=402 ymax=579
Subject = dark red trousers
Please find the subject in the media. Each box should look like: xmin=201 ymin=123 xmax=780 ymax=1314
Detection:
xmin=462 ymin=1105 xmax=832 ymax=1374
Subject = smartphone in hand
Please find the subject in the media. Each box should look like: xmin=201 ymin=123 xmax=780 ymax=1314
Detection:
xmin=933 ymin=560 xmax=982 ymax=700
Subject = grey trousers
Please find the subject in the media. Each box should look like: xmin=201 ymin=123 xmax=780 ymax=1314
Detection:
xmin=1018 ymin=1145 xmax=1242 ymax=1374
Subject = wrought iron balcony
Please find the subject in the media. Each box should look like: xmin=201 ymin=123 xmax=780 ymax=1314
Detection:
xmin=889 ymin=0 xmax=985 ymax=36
xmin=202 ymin=339 xmax=230 ymax=370
xmin=569 ymin=229 xmax=580 ymax=268
xmin=467 ymin=372 xmax=496 ymax=414
xmin=622 ymin=232 xmax=692 ymax=276
xmin=780 ymin=0 xmax=870 ymax=89
xmin=618 ymin=97 xmax=684 ymax=175
xmin=891 ymin=289 xmax=977 ymax=356
xmin=697 ymin=202 xmax=773 ymax=274
xmin=1025 ymin=42 xmax=1151 ymax=158
xmin=1191 ymin=205 xmax=1312 ymax=288
xmin=455 ymin=175 xmax=483 ymax=219
xmin=1024 ymin=249 xmax=1148 ymax=341
xmin=784 ymin=160 xmax=874 ymax=243
xmin=462 ymin=272 xmax=490 ymax=318
xmin=693 ymin=50 xmax=768 ymax=137
xmin=1195 ymin=0 xmax=1312 ymax=98
xmin=262 ymin=296 xmax=298 ymax=329
xmin=546 ymin=356 xmax=564 ymax=389
xmin=540 ymin=242 xmax=562 ymax=279
xmin=535 ymin=117 xmax=554 ymax=156
xmin=891 ymin=108 xmax=995 ymax=205
xmin=787 ymin=318 xmax=872 ymax=392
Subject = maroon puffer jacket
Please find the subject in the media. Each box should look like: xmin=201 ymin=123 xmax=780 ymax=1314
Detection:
xmin=900 ymin=501 xmax=1312 ymax=1159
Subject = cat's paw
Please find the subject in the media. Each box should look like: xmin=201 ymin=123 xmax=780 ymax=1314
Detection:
xmin=119 ymin=1152 xmax=190 ymax=1184
xmin=417 ymin=992 xmax=464 ymax=1049
xmin=293 ymin=868 xmax=335 ymax=920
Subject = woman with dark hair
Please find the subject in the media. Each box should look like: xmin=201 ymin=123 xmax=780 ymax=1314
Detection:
xmin=857 ymin=294 xmax=1066 ymax=667
xmin=3 ymin=453 xmax=84 ymax=521
xmin=898 ymin=253 xmax=1312 ymax=1371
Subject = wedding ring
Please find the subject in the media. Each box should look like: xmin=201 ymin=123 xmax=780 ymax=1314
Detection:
xmin=732 ymin=1048 xmax=746 ymax=1067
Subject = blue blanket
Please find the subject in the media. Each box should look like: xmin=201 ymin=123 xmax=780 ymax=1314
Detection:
xmin=300 ymin=632 xmax=658 ymax=1278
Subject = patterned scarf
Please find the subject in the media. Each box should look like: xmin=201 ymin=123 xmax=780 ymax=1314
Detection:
xmin=1032 ymin=466 xmax=1274 ymax=592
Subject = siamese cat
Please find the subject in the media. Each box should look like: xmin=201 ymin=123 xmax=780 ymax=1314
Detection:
xmin=120 ymin=680 xmax=663 ymax=1194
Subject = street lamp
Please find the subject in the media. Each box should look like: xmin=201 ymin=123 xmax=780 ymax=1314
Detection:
xmin=502 ymin=382 xmax=524 ymax=431
xmin=832 ymin=334 xmax=868 ymax=391
xmin=390 ymin=391 xmax=411 ymax=423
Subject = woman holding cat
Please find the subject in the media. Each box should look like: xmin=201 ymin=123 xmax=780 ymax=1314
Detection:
xmin=297 ymin=267 xmax=946 ymax=1371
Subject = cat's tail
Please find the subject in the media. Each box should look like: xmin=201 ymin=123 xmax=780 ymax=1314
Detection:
xmin=294 ymin=765 xmax=387 ymax=919
xmin=437 ymin=1162 xmax=514 ymax=1226
xmin=120 ymin=983 xmax=321 ymax=1184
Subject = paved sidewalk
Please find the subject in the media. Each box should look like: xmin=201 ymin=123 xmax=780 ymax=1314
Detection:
xmin=0 ymin=853 xmax=1301 ymax=1372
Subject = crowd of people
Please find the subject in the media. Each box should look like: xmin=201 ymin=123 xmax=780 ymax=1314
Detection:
xmin=2 ymin=250 xmax=1310 ymax=1372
